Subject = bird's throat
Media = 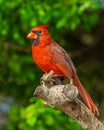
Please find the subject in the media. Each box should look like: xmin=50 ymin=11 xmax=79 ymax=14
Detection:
xmin=32 ymin=39 xmax=39 ymax=45
xmin=32 ymin=31 xmax=41 ymax=45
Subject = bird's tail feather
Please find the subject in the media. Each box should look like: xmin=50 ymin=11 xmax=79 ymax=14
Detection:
xmin=73 ymin=73 xmax=99 ymax=115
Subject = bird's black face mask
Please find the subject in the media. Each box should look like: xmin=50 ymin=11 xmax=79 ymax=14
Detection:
xmin=31 ymin=30 xmax=42 ymax=45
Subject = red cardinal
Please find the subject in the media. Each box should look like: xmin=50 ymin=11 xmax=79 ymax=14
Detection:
xmin=27 ymin=25 xmax=99 ymax=115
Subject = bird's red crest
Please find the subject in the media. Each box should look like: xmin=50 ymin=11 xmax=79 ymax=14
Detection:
xmin=36 ymin=24 xmax=49 ymax=30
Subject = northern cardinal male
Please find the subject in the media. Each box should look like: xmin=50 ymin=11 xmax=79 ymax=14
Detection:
xmin=27 ymin=25 xmax=99 ymax=115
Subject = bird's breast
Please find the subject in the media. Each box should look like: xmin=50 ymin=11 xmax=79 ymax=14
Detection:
xmin=32 ymin=45 xmax=63 ymax=76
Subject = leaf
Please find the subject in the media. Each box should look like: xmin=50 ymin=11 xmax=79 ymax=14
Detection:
xmin=26 ymin=116 xmax=37 ymax=126
xmin=56 ymin=18 xmax=67 ymax=29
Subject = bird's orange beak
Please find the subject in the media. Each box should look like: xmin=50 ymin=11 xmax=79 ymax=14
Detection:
xmin=27 ymin=32 xmax=37 ymax=40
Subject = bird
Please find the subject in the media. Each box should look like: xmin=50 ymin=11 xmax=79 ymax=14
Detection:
xmin=27 ymin=24 xmax=99 ymax=115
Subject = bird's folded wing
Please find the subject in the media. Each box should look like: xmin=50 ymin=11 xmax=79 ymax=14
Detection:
xmin=55 ymin=63 xmax=72 ymax=79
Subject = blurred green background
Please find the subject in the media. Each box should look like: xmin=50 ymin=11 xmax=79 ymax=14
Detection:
xmin=0 ymin=0 xmax=104 ymax=130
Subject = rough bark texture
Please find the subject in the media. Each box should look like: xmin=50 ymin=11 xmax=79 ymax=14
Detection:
xmin=33 ymin=71 xmax=104 ymax=130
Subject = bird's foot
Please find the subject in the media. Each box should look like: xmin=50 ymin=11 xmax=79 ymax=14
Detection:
xmin=40 ymin=70 xmax=55 ymax=87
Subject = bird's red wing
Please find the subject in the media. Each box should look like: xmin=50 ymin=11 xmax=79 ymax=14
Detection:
xmin=51 ymin=42 xmax=74 ymax=76
xmin=55 ymin=63 xmax=72 ymax=79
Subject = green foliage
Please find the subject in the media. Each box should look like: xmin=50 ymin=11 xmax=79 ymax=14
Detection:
xmin=7 ymin=99 xmax=82 ymax=130
xmin=0 ymin=0 xmax=100 ymax=44
xmin=0 ymin=0 xmax=102 ymax=130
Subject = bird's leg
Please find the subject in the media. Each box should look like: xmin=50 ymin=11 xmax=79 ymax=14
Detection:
xmin=70 ymin=78 xmax=73 ymax=84
xmin=53 ymin=76 xmax=64 ymax=85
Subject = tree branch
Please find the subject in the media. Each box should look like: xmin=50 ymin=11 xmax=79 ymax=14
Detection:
xmin=33 ymin=70 xmax=104 ymax=130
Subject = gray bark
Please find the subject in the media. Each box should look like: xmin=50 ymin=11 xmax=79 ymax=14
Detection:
xmin=33 ymin=70 xmax=104 ymax=130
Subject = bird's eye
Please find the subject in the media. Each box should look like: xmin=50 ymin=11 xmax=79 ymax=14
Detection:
xmin=31 ymin=30 xmax=42 ymax=36
xmin=37 ymin=30 xmax=42 ymax=34
xmin=36 ymin=30 xmax=42 ymax=36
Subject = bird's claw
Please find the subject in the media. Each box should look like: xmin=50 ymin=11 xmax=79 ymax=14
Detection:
xmin=40 ymin=70 xmax=55 ymax=87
